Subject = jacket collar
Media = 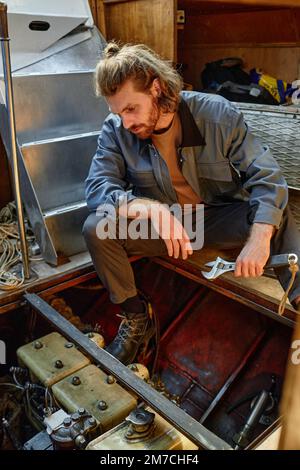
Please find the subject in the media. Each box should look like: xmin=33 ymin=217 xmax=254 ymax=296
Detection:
xmin=178 ymin=97 xmax=206 ymax=148
xmin=139 ymin=95 xmax=206 ymax=153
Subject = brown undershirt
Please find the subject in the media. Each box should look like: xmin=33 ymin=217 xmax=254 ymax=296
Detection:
xmin=152 ymin=112 xmax=202 ymax=207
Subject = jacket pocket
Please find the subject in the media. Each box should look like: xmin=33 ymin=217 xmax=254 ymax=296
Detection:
xmin=126 ymin=169 xmax=157 ymax=187
xmin=196 ymin=161 xmax=233 ymax=182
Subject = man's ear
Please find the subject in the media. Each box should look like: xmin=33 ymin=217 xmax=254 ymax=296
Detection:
xmin=151 ymin=78 xmax=161 ymax=97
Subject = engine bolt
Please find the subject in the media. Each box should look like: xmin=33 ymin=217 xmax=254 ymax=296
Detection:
xmin=63 ymin=417 xmax=72 ymax=427
xmin=88 ymin=417 xmax=96 ymax=426
xmin=106 ymin=375 xmax=115 ymax=384
xmin=72 ymin=376 xmax=81 ymax=386
xmin=98 ymin=400 xmax=108 ymax=411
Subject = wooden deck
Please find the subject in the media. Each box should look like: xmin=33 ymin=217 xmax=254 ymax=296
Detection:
xmin=0 ymin=247 xmax=297 ymax=326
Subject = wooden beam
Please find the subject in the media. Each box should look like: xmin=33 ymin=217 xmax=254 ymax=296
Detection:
xmin=96 ymin=0 xmax=107 ymax=37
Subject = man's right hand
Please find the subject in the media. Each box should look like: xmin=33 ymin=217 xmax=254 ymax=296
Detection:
xmin=119 ymin=198 xmax=193 ymax=260
xmin=150 ymin=203 xmax=193 ymax=260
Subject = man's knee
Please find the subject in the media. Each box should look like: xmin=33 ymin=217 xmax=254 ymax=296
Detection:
xmin=82 ymin=212 xmax=99 ymax=242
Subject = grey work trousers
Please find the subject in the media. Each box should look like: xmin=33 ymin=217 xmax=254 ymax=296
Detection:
xmin=83 ymin=202 xmax=300 ymax=306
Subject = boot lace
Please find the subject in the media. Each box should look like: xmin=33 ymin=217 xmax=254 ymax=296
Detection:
xmin=114 ymin=314 xmax=146 ymax=344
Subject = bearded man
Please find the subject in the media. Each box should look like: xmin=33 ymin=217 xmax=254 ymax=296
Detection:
xmin=83 ymin=42 xmax=300 ymax=365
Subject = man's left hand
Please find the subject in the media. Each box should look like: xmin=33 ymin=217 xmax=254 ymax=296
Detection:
xmin=234 ymin=223 xmax=275 ymax=278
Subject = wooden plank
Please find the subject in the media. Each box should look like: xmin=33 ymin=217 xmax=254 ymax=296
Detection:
xmin=278 ymin=313 xmax=300 ymax=449
xmin=104 ymin=0 xmax=177 ymax=61
xmin=88 ymin=0 xmax=98 ymax=24
xmin=96 ymin=0 xmax=107 ymax=37
xmin=180 ymin=9 xmax=298 ymax=45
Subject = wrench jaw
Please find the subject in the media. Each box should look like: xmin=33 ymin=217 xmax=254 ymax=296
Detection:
xmin=201 ymin=256 xmax=236 ymax=280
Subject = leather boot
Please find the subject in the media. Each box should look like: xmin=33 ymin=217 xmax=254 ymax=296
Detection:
xmin=105 ymin=301 xmax=155 ymax=365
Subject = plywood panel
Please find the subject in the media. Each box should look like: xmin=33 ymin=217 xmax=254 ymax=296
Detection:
xmin=180 ymin=10 xmax=299 ymax=45
xmin=104 ymin=0 xmax=177 ymax=61
xmin=179 ymin=44 xmax=300 ymax=89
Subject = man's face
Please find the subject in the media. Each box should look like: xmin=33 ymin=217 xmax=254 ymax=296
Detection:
xmin=106 ymin=79 xmax=160 ymax=139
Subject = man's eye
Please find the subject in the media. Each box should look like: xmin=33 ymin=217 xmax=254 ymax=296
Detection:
xmin=126 ymin=107 xmax=135 ymax=112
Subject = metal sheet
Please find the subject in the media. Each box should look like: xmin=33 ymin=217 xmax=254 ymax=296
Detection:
xmin=1 ymin=0 xmax=94 ymax=72
xmin=21 ymin=133 xmax=99 ymax=210
xmin=44 ymin=202 xmax=89 ymax=257
xmin=237 ymin=103 xmax=300 ymax=190
xmin=2 ymin=73 xmax=107 ymax=144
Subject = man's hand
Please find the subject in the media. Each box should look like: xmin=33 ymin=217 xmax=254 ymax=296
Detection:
xmin=234 ymin=223 xmax=275 ymax=278
xmin=151 ymin=203 xmax=193 ymax=260
xmin=118 ymin=198 xmax=193 ymax=259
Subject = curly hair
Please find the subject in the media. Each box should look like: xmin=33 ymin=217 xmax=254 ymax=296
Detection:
xmin=95 ymin=42 xmax=183 ymax=113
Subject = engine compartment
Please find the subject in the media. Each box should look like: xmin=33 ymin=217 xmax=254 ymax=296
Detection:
xmin=0 ymin=259 xmax=291 ymax=450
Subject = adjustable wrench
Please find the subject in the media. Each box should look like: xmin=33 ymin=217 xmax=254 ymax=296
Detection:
xmin=201 ymin=253 xmax=298 ymax=280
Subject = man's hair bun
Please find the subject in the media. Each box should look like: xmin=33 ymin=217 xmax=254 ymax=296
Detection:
xmin=104 ymin=42 xmax=120 ymax=58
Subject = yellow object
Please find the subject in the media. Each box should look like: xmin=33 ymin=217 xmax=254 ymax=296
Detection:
xmin=52 ymin=365 xmax=137 ymax=433
xmin=257 ymin=71 xmax=288 ymax=104
xmin=17 ymin=332 xmax=90 ymax=387
xmin=86 ymin=407 xmax=198 ymax=451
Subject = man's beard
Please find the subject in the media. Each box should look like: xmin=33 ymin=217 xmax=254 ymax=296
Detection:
xmin=129 ymin=97 xmax=160 ymax=139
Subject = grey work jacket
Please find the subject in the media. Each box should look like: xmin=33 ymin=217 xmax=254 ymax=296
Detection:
xmin=85 ymin=91 xmax=288 ymax=228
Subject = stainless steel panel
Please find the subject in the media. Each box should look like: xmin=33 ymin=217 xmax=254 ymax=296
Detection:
xmin=21 ymin=132 xmax=99 ymax=211
xmin=2 ymin=72 xmax=107 ymax=144
xmin=44 ymin=202 xmax=89 ymax=257
xmin=0 ymin=104 xmax=58 ymax=265
xmin=237 ymin=103 xmax=300 ymax=190
xmin=13 ymin=27 xmax=106 ymax=75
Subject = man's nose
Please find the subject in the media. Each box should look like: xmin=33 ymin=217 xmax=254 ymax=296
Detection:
xmin=122 ymin=114 xmax=133 ymax=130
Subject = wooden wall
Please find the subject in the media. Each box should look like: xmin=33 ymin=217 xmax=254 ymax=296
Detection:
xmin=89 ymin=0 xmax=177 ymax=62
xmin=178 ymin=3 xmax=300 ymax=89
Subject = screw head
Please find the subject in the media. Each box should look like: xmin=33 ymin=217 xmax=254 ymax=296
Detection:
xmin=71 ymin=412 xmax=80 ymax=421
xmin=98 ymin=400 xmax=108 ymax=411
xmin=106 ymin=375 xmax=115 ymax=384
xmin=65 ymin=342 xmax=74 ymax=349
xmin=54 ymin=360 xmax=63 ymax=369
xmin=72 ymin=376 xmax=81 ymax=386
xmin=78 ymin=408 xmax=85 ymax=415
xmin=34 ymin=341 xmax=43 ymax=350
xmin=88 ymin=417 xmax=96 ymax=426
xmin=63 ymin=417 xmax=72 ymax=427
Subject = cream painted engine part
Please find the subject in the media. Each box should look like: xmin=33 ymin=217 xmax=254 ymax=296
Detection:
xmin=127 ymin=363 xmax=150 ymax=382
xmin=17 ymin=332 xmax=90 ymax=387
xmin=17 ymin=332 xmax=137 ymax=436
xmin=85 ymin=332 xmax=105 ymax=349
xmin=52 ymin=365 xmax=137 ymax=434
xmin=86 ymin=406 xmax=198 ymax=451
